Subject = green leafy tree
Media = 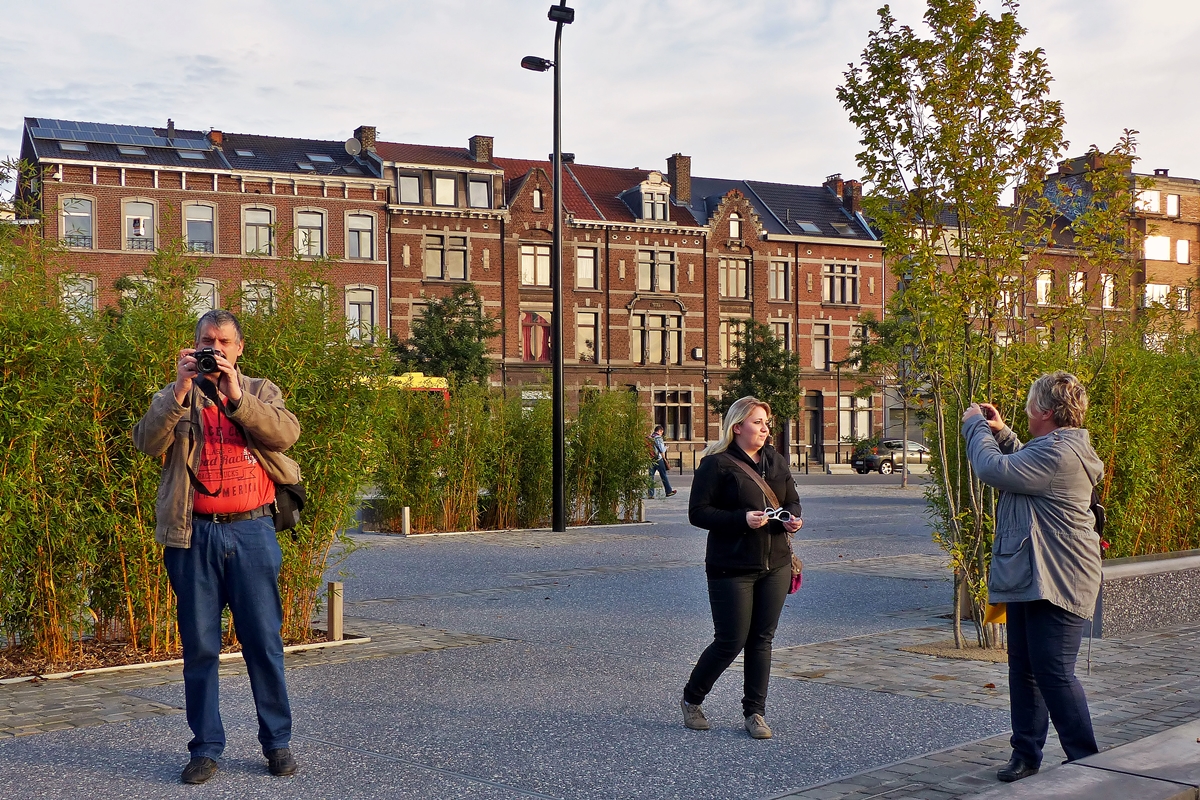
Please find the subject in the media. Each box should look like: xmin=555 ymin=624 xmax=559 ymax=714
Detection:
xmin=713 ymin=319 xmax=803 ymax=431
xmin=839 ymin=0 xmax=1070 ymax=647
xmin=394 ymin=284 xmax=499 ymax=385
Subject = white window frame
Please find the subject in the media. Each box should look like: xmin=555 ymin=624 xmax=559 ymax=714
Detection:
xmin=60 ymin=195 xmax=96 ymax=249
xmin=1136 ymin=189 xmax=1161 ymax=214
xmin=1144 ymin=235 xmax=1172 ymax=261
xmin=768 ymin=261 xmax=789 ymax=301
xmin=1166 ymin=194 xmax=1180 ymax=217
xmin=241 ymin=280 xmax=276 ymax=315
xmin=294 ymin=208 xmax=325 ymax=257
xmin=1100 ymin=273 xmax=1115 ymax=309
xmin=576 ymin=310 xmax=599 ymax=362
xmin=1069 ymin=271 xmax=1086 ymax=302
xmin=398 ymin=174 xmax=421 ymax=205
xmin=346 ymin=211 xmax=376 ymax=260
xmin=812 ymin=323 xmax=831 ymax=371
xmin=434 ymin=175 xmax=457 ymax=207
xmin=1036 ymin=270 xmax=1053 ymax=305
xmin=190 ymin=278 xmax=220 ymax=317
xmin=345 ymin=284 xmax=377 ymax=342
xmin=718 ymin=258 xmax=749 ymax=299
xmin=183 ymin=202 xmax=216 ymax=254
xmin=521 ymin=243 xmax=551 ymax=287
xmin=531 ymin=187 xmax=544 ymax=211
xmin=468 ymin=179 xmax=491 ymax=209
xmin=729 ymin=212 xmax=742 ymax=239
xmin=576 ymin=247 xmax=598 ymax=289
xmin=60 ymin=273 xmax=97 ymax=322
xmin=637 ymin=250 xmax=676 ymax=293
xmin=122 ymin=197 xmax=157 ymax=252
xmin=243 ymin=206 xmax=275 ymax=256
xmin=1143 ymin=283 xmax=1170 ymax=307
xmin=1177 ymin=239 xmax=1190 ymax=265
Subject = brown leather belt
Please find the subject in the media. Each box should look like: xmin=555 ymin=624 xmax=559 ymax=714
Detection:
xmin=193 ymin=503 xmax=273 ymax=525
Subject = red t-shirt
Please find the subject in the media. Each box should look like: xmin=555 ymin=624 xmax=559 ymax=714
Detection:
xmin=192 ymin=405 xmax=276 ymax=515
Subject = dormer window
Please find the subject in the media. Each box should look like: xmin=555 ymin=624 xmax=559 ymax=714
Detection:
xmin=635 ymin=171 xmax=671 ymax=221
xmin=532 ymin=188 xmax=544 ymax=210
xmin=729 ymin=213 xmax=742 ymax=239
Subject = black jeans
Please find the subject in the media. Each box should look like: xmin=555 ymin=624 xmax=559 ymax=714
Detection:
xmin=683 ymin=563 xmax=790 ymax=717
xmin=1007 ymin=599 xmax=1098 ymax=766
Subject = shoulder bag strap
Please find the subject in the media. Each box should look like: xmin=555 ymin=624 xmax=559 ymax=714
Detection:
xmin=730 ymin=457 xmax=780 ymax=508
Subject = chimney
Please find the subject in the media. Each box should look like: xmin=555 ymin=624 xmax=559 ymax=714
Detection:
xmin=1154 ymin=168 xmax=1170 ymax=177
xmin=824 ymin=173 xmax=844 ymax=197
xmin=207 ymin=129 xmax=223 ymax=146
xmin=166 ymin=119 xmax=175 ymax=140
xmin=667 ymin=153 xmax=691 ymax=204
xmin=469 ymin=135 xmax=494 ymax=163
xmin=354 ymin=125 xmax=377 ymax=152
xmin=843 ymin=180 xmax=862 ymax=214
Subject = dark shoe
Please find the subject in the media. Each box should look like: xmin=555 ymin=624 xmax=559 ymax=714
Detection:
xmin=180 ymin=756 xmax=219 ymax=785
xmin=266 ymin=748 xmax=298 ymax=777
xmin=997 ymin=754 xmax=1039 ymax=783
xmin=667 ymin=489 xmax=678 ymax=497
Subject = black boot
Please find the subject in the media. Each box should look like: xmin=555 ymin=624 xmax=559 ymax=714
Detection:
xmin=997 ymin=753 xmax=1039 ymax=783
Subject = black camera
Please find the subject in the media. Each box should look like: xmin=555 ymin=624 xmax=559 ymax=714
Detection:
xmin=194 ymin=347 xmax=224 ymax=374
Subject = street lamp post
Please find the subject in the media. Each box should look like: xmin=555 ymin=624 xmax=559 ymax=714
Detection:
xmin=834 ymin=360 xmax=842 ymax=464
xmin=522 ymin=2 xmax=574 ymax=532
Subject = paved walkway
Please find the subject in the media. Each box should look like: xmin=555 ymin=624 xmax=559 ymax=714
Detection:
xmin=1 ymin=475 xmax=1196 ymax=799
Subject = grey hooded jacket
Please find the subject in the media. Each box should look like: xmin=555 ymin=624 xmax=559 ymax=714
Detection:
xmin=962 ymin=416 xmax=1104 ymax=619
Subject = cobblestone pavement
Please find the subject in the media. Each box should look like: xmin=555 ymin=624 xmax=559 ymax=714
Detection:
xmin=0 ymin=619 xmax=500 ymax=739
xmin=767 ymin=622 xmax=1200 ymax=799
xmin=1 ymin=478 xmax=1197 ymax=800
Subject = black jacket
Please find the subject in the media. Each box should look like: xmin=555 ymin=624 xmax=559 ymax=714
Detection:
xmin=688 ymin=443 xmax=801 ymax=572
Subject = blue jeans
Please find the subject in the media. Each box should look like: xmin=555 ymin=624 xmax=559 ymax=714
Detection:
xmin=1006 ymin=599 xmax=1098 ymax=766
xmin=649 ymin=458 xmax=674 ymax=494
xmin=684 ymin=563 xmax=790 ymax=717
xmin=164 ymin=515 xmax=292 ymax=760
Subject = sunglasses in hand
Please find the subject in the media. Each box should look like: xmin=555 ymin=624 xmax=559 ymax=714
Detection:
xmin=763 ymin=507 xmax=797 ymax=523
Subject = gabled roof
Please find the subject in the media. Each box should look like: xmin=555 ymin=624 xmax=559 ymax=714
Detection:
xmin=22 ymin=117 xmax=382 ymax=178
xmin=681 ymin=176 xmax=875 ymax=241
xmin=376 ymin=141 xmax=500 ymax=171
xmin=495 ymin=157 xmax=703 ymax=226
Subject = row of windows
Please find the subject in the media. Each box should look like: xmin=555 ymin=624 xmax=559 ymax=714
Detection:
xmin=59 ymin=275 xmax=379 ymax=341
xmin=59 ymin=197 xmax=378 ymax=260
xmin=396 ymin=174 xmax=492 ymax=209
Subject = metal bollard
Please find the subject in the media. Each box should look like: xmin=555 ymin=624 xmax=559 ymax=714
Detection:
xmin=401 ymin=506 xmax=411 ymax=536
xmin=638 ymin=501 xmax=647 ymax=523
xmin=327 ymin=581 xmax=343 ymax=641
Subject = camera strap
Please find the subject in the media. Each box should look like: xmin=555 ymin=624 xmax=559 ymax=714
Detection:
xmin=185 ymin=379 xmax=230 ymax=498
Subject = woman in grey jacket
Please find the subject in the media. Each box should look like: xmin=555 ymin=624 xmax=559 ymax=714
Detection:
xmin=962 ymin=371 xmax=1103 ymax=783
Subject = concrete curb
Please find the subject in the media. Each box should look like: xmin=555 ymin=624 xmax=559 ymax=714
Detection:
xmin=0 ymin=634 xmax=372 ymax=686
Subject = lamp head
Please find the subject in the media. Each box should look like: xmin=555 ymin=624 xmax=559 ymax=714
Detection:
xmin=547 ymin=4 xmax=575 ymax=24
xmin=521 ymin=55 xmax=553 ymax=72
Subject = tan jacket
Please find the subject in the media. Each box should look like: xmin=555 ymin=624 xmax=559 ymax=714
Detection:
xmin=133 ymin=374 xmax=301 ymax=548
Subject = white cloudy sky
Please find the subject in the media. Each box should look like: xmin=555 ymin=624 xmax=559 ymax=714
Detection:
xmin=3 ymin=0 xmax=1199 ymax=188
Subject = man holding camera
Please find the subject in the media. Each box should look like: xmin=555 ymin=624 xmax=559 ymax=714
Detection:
xmin=133 ymin=309 xmax=301 ymax=785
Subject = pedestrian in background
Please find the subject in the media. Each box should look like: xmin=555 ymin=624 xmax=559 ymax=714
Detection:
xmin=647 ymin=424 xmax=677 ymax=497
xmin=681 ymin=396 xmax=802 ymax=739
xmin=961 ymin=371 xmax=1102 ymax=783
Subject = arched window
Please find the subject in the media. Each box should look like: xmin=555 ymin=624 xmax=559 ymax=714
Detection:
xmin=185 ymin=204 xmax=215 ymax=253
xmin=61 ymin=197 xmax=94 ymax=248
xmin=729 ymin=212 xmax=742 ymax=239
xmin=244 ymin=207 xmax=274 ymax=255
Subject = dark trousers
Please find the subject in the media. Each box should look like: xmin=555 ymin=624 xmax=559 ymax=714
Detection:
xmin=1006 ymin=599 xmax=1098 ymax=766
xmin=683 ymin=563 xmax=790 ymax=717
xmin=164 ymin=515 xmax=292 ymax=760
xmin=649 ymin=458 xmax=674 ymax=494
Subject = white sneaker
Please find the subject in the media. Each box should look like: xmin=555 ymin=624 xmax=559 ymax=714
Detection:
xmin=744 ymin=713 xmax=772 ymax=739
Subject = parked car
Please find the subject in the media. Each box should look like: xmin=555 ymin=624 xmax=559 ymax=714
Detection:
xmin=852 ymin=440 xmax=930 ymax=474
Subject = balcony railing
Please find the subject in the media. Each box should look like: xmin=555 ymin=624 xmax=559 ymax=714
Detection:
xmin=62 ymin=234 xmax=92 ymax=248
xmin=127 ymin=237 xmax=155 ymax=251
xmin=187 ymin=240 xmax=215 ymax=253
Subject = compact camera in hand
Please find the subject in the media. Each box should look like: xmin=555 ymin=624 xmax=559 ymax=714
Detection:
xmin=194 ymin=347 xmax=224 ymax=374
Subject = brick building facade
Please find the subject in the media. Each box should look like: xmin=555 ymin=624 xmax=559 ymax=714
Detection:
xmin=18 ymin=116 xmax=888 ymax=465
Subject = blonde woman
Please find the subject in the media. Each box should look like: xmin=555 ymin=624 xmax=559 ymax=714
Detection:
xmin=961 ymin=371 xmax=1102 ymax=783
xmin=681 ymin=397 xmax=802 ymax=739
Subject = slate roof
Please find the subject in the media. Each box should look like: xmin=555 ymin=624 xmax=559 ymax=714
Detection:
xmin=682 ymin=176 xmax=876 ymax=241
xmin=376 ymin=141 xmax=500 ymax=171
xmin=22 ymin=117 xmax=382 ymax=178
